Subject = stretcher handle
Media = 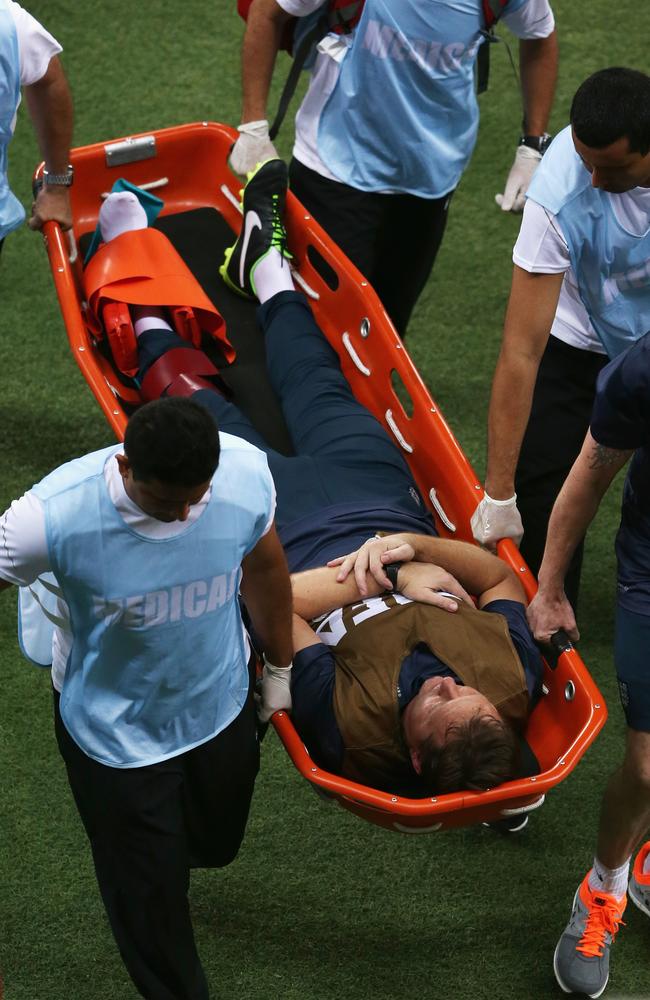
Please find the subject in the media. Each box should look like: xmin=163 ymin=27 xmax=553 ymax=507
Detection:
xmin=538 ymin=628 xmax=574 ymax=670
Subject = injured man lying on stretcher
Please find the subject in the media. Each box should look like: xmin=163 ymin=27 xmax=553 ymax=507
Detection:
xmin=91 ymin=159 xmax=544 ymax=797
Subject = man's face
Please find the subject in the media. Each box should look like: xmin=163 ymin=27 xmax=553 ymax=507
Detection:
xmin=572 ymin=130 xmax=650 ymax=193
xmin=403 ymin=675 xmax=501 ymax=774
xmin=116 ymin=455 xmax=211 ymax=523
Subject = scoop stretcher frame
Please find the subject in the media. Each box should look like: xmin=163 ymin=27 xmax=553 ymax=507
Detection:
xmin=37 ymin=121 xmax=607 ymax=833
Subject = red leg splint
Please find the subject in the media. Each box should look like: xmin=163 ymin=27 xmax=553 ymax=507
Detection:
xmin=139 ymin=346 xmax=223 ymax=402
xmin=83 ymin=227 xmax=234 ymax=374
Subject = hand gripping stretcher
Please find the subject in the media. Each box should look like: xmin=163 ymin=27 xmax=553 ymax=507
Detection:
xmin=36 ymin=121 xmax=607 ymax=833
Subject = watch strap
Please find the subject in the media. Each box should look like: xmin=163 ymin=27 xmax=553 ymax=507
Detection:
xmin=43 ymin=165 xmax=74 ymax=187
xmin=519 ymin=133 xmax=552 ymax=155
xmin=384 ymin=562 xmax=401 ymax=591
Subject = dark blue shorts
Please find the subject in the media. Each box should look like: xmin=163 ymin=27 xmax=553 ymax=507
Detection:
xmin=614 ymin=603 xmax=650 ymax=731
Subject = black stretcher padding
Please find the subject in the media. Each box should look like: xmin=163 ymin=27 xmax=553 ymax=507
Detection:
xmin=518 ymin=738 xmax=540 ymax=778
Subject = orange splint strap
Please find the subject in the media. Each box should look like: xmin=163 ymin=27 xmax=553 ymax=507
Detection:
xmin=84 ymin=228 xmax=234 ymax=363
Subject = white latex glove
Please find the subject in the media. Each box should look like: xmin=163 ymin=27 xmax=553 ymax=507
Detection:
xmin=229 ymin=120 xmax=279 ymax=177
xmin=495 ymin=145 xmax=542 ymax=213
xmin=257 ymin=656 xmax=292 ymax=723
xmin=470 ymin=493 xmax=524 ymax=550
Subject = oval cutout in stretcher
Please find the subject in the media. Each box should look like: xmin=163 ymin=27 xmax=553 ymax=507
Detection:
xmin=83 ymin=227 xmax=234 ymax=375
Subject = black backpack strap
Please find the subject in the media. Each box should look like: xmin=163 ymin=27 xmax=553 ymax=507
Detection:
xmin=477 ymin=0 xmax=512 ymax=94
xmin=269 ymin=0 xmax=363 ymax=140
xmin=269 ymin=14 xmax=329 ymax=141
xmin=476 ymin=31 xmax=497 ymax=95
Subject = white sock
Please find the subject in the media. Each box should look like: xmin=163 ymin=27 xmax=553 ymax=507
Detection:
xmin=589 ymin=856 xmax=630 ymax=897
xmin=252 ymin=248 xmax=294 ymax=304
xmin=132 ymin=305 xmax=173 ymax=337
xmin=99 ymin=191 xmax=148 ymax=243
xmin=643 ymin=851 xmax=650 ymax=876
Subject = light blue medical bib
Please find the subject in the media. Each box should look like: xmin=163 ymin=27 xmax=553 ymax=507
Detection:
xmin=526 ymin=126 xmax=650 ymax=359
xmin=0 ymin=0 xmax=24 ymax=238
xmin=316 ymin=0 xmax=525 ymax=196
xmin=30 ymin=437 xmax=273 ymax=768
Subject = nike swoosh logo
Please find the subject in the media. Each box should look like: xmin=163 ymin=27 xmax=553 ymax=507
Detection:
xmin=239 ymin=210 xmax=262 ymax=288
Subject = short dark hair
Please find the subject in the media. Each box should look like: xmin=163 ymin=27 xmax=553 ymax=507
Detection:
xmin=570 ymin=67 xmax=650 ymax=155
xmin=418 ymin=713 xmax=520 ymax=795
xmin=124 ymin=398 xmax=220 ymax=486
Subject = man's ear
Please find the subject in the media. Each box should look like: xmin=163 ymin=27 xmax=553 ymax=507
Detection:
xmin=115 ymin=453 xmax=130 ymax=479
xmin=409 ymin=746 xmax=422 ymax=775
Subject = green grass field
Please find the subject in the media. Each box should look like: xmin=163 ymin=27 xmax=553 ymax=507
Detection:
xmin=1 ymin=2 xmax=649 ymax=998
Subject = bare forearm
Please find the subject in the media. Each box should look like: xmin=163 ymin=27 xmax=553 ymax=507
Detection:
xmin=536 ymin=486 xmax=599 ymax=593
xmin=240 ymin=0 xmax=291 ymax=122
xmin=292 ymin=565 xmax=385 ymax=620
xmin=242 ymin=564 xmax=293 ymax=665
xmin=25 ymin=57 xmax=73 ymax=173
xmin=241 ymin=525 xmax=293 ymax=665
xmin=398 ymin=535 xmax=523 ymax=603
xmin=538 ymin=434 xmax=632 ymax=592
xmin=485 ymin=268 xmax=563 ymax=498
xmin=519 ymin=31 xmax=558 ymax=136
xmin=485 ymin=344 xmax=541 ymax=498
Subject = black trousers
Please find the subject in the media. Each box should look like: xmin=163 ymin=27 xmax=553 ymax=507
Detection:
xmin=288 ymin=158 xmax=453 ymax=337
xmin=515 ymin=335 xmax=609 ymax=610
xmin=54 ymin=676 xmax=259 ymax=1000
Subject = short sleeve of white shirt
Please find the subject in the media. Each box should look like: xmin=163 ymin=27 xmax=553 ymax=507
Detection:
xmin=501 ymin=0 xmax=555 ymax=39
xmin=262 ymin=477 xmax=277 ymax=538
xmin=276 ymin=0 xmax=326 ymax=15
xmin=0 ymin=491 xmax=50 ymax=585
xmin=513 ymin=198 xmax=605 ymax=353
xmin=513 ymin=198 xmax=570 ymax=273
xmin=8 ymin=0 xmax=62 ymax=86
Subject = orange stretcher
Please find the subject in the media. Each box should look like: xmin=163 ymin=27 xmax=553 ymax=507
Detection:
xmin=37 ymin=121 xmax=607 ymax=832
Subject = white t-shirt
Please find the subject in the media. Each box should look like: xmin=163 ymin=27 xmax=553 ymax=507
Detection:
xmin=5 ymin=1 xmax=62 ymax=132
xmin=0 ymin=451 xmax=275 ymax=691
xmin=8 ymin=0 xmax=61 ymax=86
xmin=513 ymin=188 xmax=650 ymax=353
xmin=276 ymin=0 xmax=555 ymax=182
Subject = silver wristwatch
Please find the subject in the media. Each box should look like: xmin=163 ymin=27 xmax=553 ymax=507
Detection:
xmin=42 ymin=165 xmax=74 ymax=187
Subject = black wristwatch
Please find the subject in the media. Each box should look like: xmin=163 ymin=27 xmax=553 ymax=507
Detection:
xmin=519 ymin=133 xmax=553 ymax=155
xmin=384 ymin=562 xmax=401 ymax=591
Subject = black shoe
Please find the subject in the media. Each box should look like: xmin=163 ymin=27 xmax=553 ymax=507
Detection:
xmin=483 ymin=814 xmax=529 ymax=834
xmin=220 ymin=158 xmax=290 ymax=299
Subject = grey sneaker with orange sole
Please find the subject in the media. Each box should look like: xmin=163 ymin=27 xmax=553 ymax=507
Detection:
xmin=553 ymin=871 xmax=626 ymax=999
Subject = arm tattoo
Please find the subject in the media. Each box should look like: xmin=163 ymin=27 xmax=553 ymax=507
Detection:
xmin=587 ymin=442 xmax=631 ymax=471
